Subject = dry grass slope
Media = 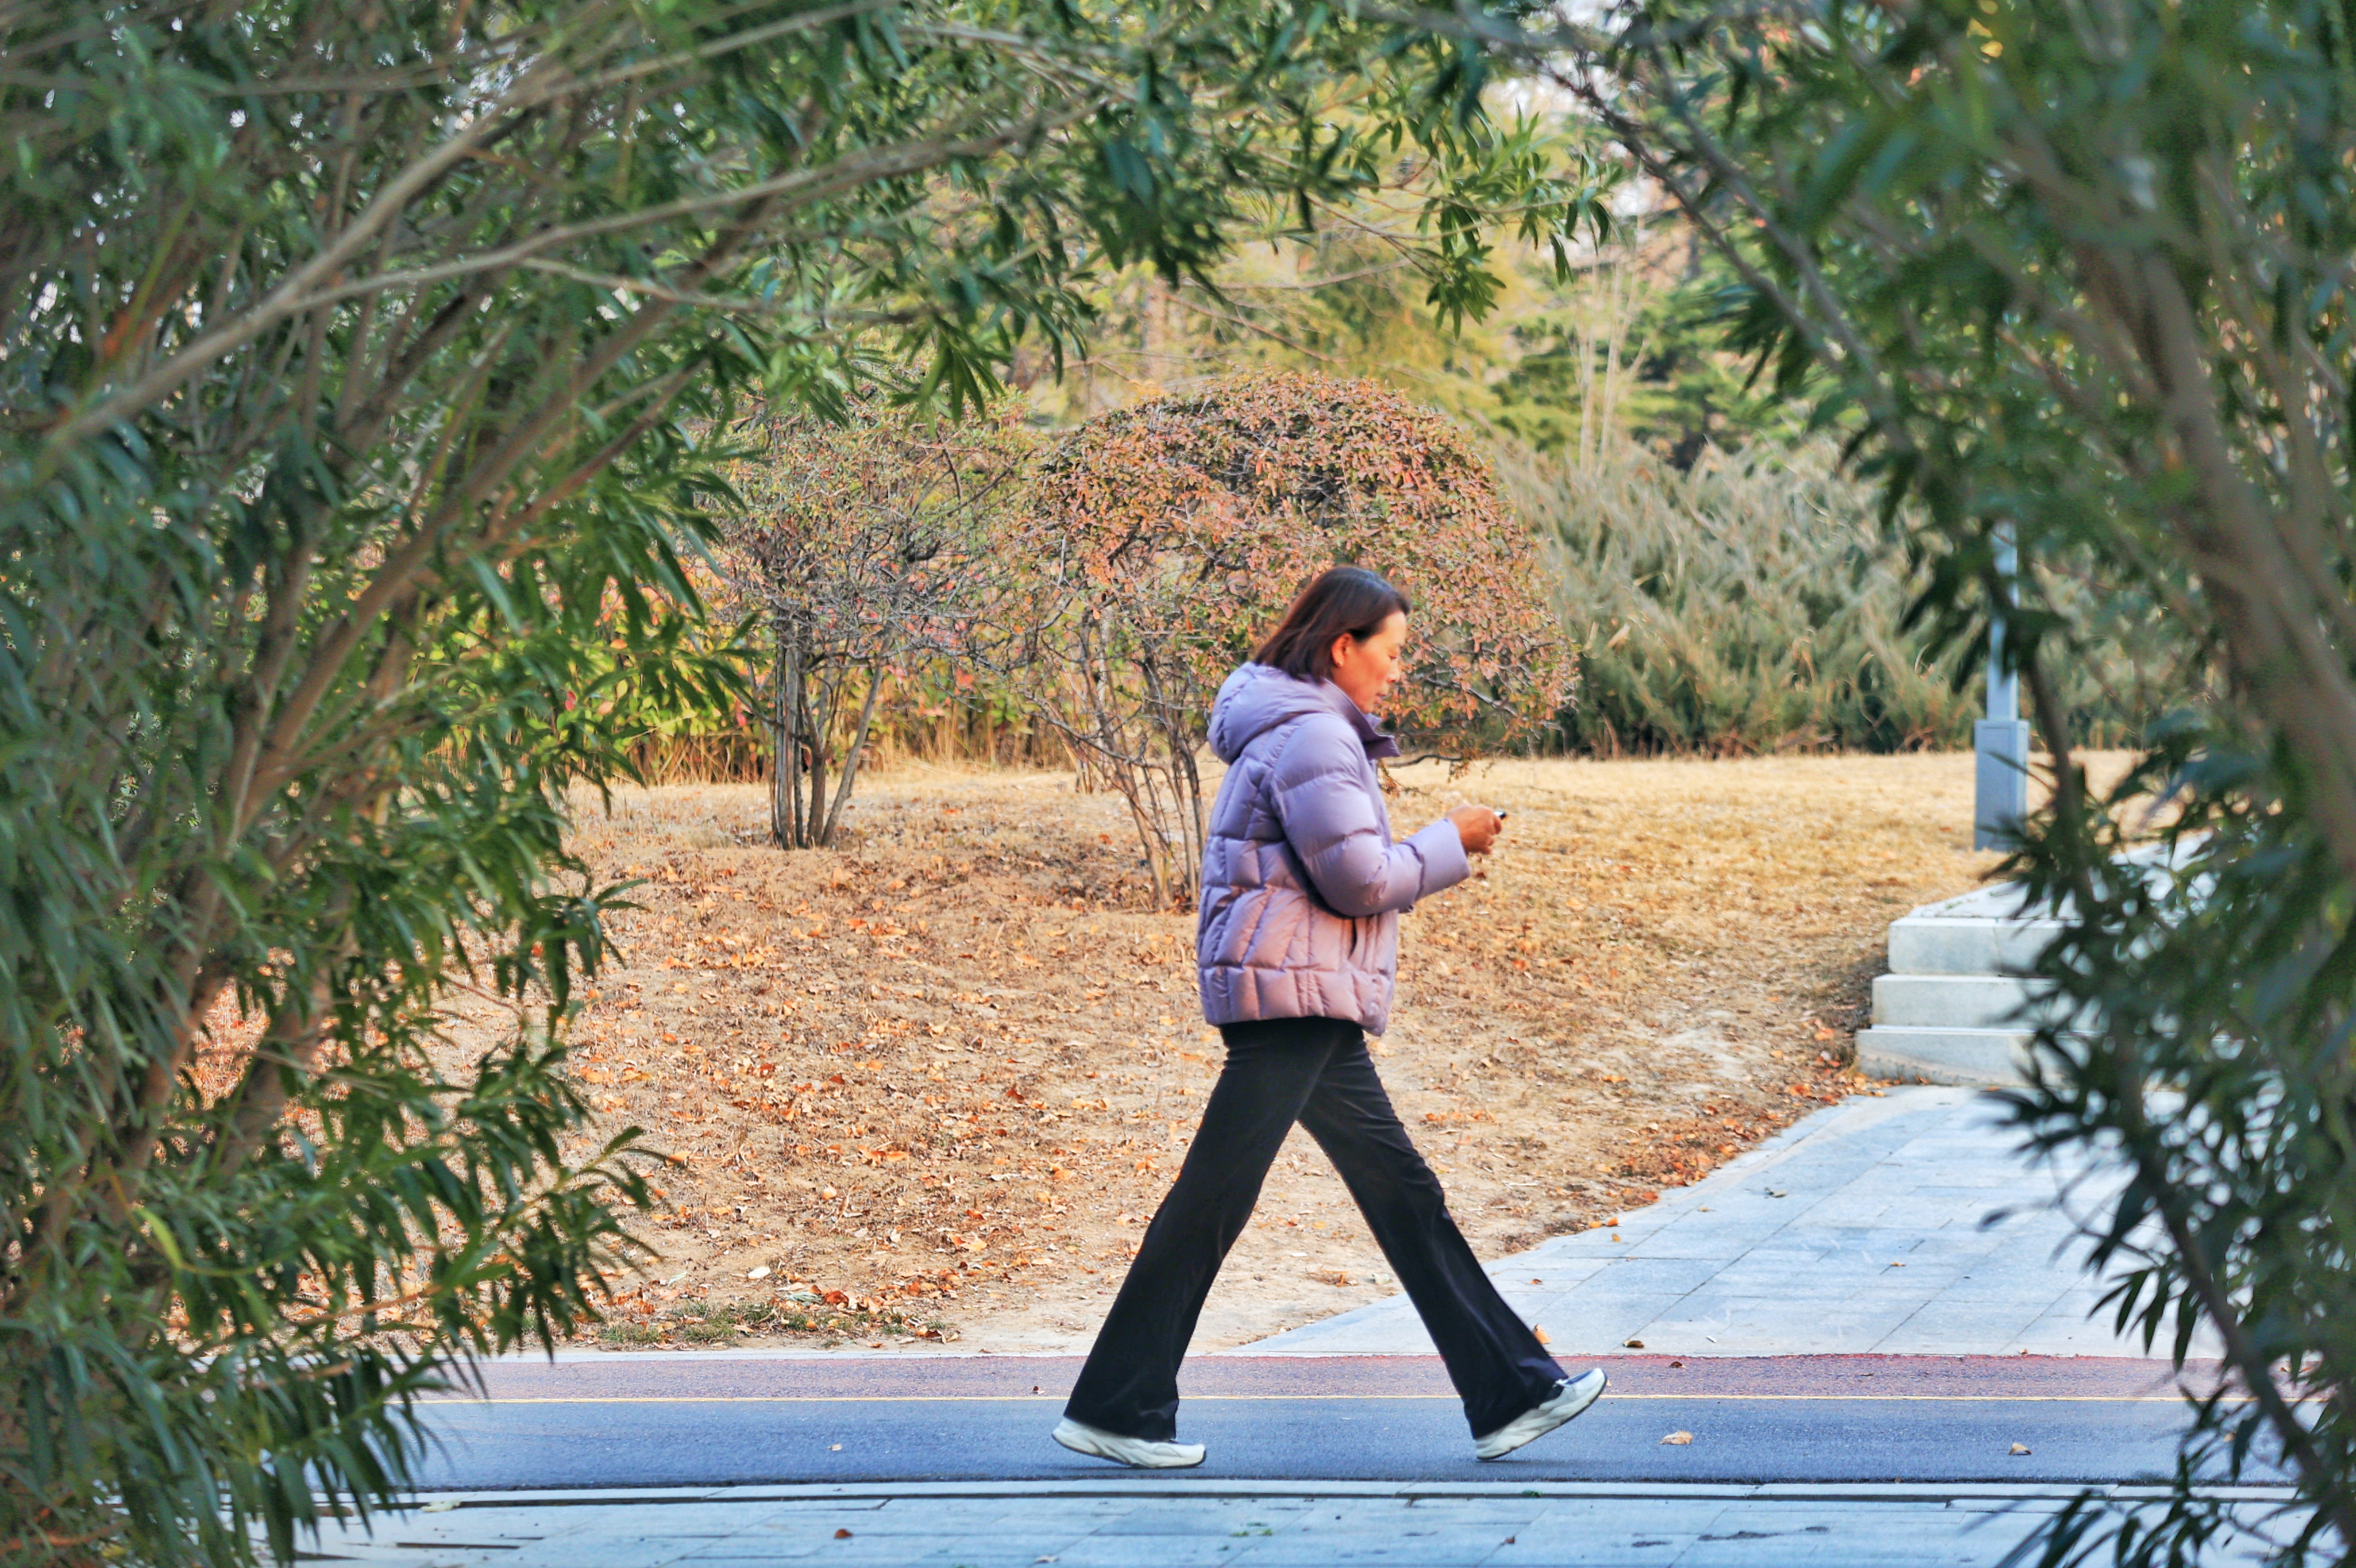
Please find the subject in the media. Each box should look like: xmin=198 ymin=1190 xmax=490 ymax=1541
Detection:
xmin=442 ymin=751 xmax=2120 ymax=1353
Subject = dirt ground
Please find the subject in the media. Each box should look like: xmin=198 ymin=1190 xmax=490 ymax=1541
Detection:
xmin=462 ymin=751 xmax=2126 ymax=1355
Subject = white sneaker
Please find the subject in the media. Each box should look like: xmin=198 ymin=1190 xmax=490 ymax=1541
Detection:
xmin=1474 ymin=1369 xmax=1609 ymax=1460
xmin=1052 ymin=1417 xmax=1207 ymax=1469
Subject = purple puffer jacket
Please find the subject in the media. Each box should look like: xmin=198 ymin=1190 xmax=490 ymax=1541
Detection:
xmin=1196 ymin=663 xmax=1472 ymax=1035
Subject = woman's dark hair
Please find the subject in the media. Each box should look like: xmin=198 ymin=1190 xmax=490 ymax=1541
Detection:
xmin=1253 ymin=566 xmax=1413 ymax=681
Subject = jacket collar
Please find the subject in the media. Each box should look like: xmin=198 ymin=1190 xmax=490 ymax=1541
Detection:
xmin=1309 ymin=677 xmax=1403 ymax=761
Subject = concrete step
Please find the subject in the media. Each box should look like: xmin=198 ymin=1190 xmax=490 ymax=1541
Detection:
xmin=1871 ymin=971 xmax=2055 ymax=1030
xmin=1887 ymin=914 xmax=2066 ymax=976
xmin=1854 ymin=1025 xmax=2037 ymax=1086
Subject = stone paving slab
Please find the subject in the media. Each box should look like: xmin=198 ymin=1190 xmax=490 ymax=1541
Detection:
xmin=306 ymin=1482 xmax=2299 ymax=1567
xmin=1233 ymin=1088 xmax=2214 ymax=1361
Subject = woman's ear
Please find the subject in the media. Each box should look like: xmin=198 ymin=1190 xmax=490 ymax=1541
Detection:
xmin=1329 ymin=630 xmax=1358 ymax=675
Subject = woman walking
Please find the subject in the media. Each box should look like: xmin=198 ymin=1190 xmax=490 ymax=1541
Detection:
xmin=1053 ymin=566 xmax=1605 ymax=1469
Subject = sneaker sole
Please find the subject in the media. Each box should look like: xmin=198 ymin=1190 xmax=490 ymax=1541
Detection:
xmin=1476 ymin=1371 xmax=1608 ymax=1460
xmin=1051 ymin=1421 xmax=1205 ymax=1469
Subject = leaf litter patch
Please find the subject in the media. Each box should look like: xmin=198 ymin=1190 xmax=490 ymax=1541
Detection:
xmin=418 ymin=753 xmax=2122 ymax=1352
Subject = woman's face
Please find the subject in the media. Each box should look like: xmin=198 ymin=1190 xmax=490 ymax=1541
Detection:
xmin=1329 ymin=610 xmax=1408 ymax=715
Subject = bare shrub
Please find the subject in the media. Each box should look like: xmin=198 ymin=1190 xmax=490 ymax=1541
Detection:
xmin=718 ymin=400 xmax=1035 ymax=847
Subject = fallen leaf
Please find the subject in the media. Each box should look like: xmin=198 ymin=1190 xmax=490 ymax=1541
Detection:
xmin=2009 ymin=1442 xmax=2032 ymax=1456
xmin=835 ymin=1527 xmax=853 ymax=1538
xmin=747 ymin=1266 xmax=771 ymax=1280
xmin=1532 ymin=1326 xmax=1550 ymax=1344
xmin=1660 ymin=1431 xmax=1693 ymax=1446
xmin=1623 ymin=1338 xmax=1644 ymax=1349
xmin=420 ymin=1499 xmax=458 ymax=1513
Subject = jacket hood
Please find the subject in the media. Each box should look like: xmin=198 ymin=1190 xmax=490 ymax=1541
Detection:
xmin=1207 ymin=662 xmax=1402 ymax=765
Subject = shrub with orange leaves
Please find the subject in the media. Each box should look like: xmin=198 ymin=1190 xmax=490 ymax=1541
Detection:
xmin=1008 ymin=372 xmax=1571 ymax=905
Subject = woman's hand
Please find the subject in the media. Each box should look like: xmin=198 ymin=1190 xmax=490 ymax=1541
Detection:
xmin=1448 ymin=804 xmax=1504 ymax=856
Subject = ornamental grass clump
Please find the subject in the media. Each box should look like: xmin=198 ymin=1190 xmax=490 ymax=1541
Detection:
xmin=1513 ymin=437 xmax=1969 ymax=755
xmin=1512 ymin=437 xmax=2181 ymax=756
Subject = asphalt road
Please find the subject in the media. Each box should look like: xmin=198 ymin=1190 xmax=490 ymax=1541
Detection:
xmin=410 ymin=1353 xmax=2250 ymax=1493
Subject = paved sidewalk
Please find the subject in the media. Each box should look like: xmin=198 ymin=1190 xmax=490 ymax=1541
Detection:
xmin=1241 ymin=1088 xmax=2204 ymax=1360
xmin=309 ymin=1480 xmax=2298 ymax=1567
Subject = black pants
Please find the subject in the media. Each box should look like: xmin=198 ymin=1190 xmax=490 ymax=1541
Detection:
xmin=1063 ymin=1015 xmax=1565 ymax=1441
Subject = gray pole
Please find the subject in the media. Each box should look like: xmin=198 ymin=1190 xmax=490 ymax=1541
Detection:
xmin=1974 ymin=523 xmax=2032 ymax=850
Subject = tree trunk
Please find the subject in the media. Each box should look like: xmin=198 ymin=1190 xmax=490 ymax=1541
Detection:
xmin=1138 ymin=652 xmax=1202 ymax=906
xmin=802 ymin=669 xmax=830 ymax=853
xmin=782 ymin=617 xmax=810 ymax=847
xmin=818 ymin=665 xmax=886 ymax=847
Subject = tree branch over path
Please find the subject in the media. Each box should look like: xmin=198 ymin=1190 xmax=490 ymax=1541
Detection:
xmin=1469 ymin=2 xmax=2356 ymax=1558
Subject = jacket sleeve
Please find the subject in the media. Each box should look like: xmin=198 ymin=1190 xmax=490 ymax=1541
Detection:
xmin=1268 ymin=716 xmax=1473 ymax=918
